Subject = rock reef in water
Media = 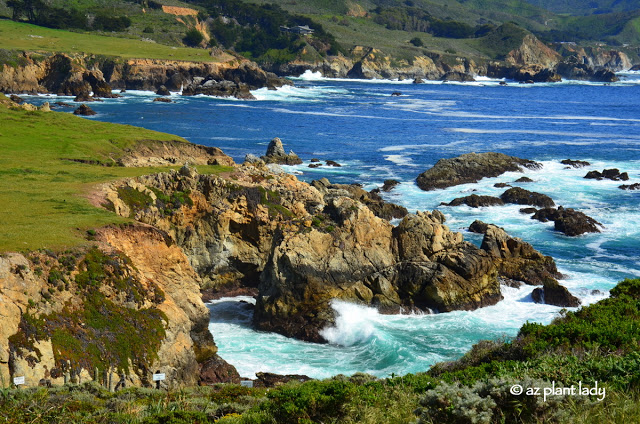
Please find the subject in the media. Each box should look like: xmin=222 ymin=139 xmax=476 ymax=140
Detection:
xmin=532 ymin=206 xmax=602 ymax=236
xmin=500 ymin=187 xmax=555 ymax=208
xmin=441 ymin=194 xmax=505 ymax=208
xmin=584 ymin=169 xmax=629 ymax=181
xmin=416 ymin=152 xmax=542 ymax=191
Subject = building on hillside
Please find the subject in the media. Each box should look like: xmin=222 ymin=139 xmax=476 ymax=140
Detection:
xmin=279 ymin=25 xmax=314 ymax=35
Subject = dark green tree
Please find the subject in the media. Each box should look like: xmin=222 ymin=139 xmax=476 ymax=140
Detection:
xmin=183 ymin=28 xmax=205 ymax=47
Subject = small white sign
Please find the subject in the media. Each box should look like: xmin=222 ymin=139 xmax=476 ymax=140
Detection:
xmin=13 ymin=376 xmax=25 ymax=385
xmin=240 ymin=380 xmax=254 ymax=388
xmin=152 ymin=373 xmax=166 ymax=381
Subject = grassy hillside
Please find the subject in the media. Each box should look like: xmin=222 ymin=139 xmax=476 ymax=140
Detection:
xmin=0 ymin=97 xmax=230 ymax=252
xmin=0 ymin=20 xmax=221 ymax=61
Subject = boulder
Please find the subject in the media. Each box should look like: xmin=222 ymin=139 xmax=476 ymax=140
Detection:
xmin=584 ymin=169 xmax=629 ymax=181
xmin=9 ymin=94 xmax=24 ymax=104
xmin=561 ymin=159 xmax=590 ymax=168
xmin=416 ymin=152 xmax=542 ymax=191
xmin=500 ymin=187 xmax=555 ymax=208
xmin=261 ymin=137 xmax=303 ymax=165
xmin=441 ymin=194 xmax=504 ymax=208
xmin=73 ymin=104 xmax=97 ymax=116
xmin=531 ymin=278 xmax=580 ymax=307
xmin=531 ymin=206 xmax=602 ymax=236
xmin=38 ymin=102 xmax=50 ymax=112
xmin=519 ymin=207 xmax=537 ymax=214
xmin=468 ymin=220 xmax=489 ymax=234
xmin=199 ymin=356 xmax=241 ymax=384
xmin=156 ymin=85 xmax=171 ymax=96
xmin=153 ymin=97 xmax=172 ymax=103
xmin=515 ymin=177 xmax=533 ymax=183
xmin=494 ymin=183 xmax=510 ymax=188
xmin=326 ymin=160 xmax=342 ymax=167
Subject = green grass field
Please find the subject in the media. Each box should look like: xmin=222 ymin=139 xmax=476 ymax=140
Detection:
xmin=0 ymin=19 xmax=221 ymax=62
xmin=0 ymin=98 xmax=231 ymax=252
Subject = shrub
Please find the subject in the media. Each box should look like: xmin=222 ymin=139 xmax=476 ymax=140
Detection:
xmin=410 ymin=37 xmax=423 ymax=46
xmin=184 ymin=28 xmax=204 ymax=47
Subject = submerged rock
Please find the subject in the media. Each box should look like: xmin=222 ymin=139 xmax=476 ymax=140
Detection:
xmin=416 ymin=152 xmax=541 ymax=191
xmin=153 ymin=97 xmax=172 ymax=103
xmin=532 ymin=206 xmax=602 ymax=236
xmin=515 ymin=176 xmax=533 ymax=183
xmin=500 ymin=187 xmax=555 ymax=208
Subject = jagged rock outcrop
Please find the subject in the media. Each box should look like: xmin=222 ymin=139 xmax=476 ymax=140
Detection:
xmin=254 ymin=206 xmax=502 ymax=342
xmin=261 ymin=137 xmax=302 ymax=165
xmin=500 ymin=187 xmax=555 ymax=208
xmin=441 ymin=194 xmax=505 ymax=208
xmin=584 ymin=169 xmax=629 ymax=181
xmin=416 ymin=152 xmax=542 ymax=191
xmin=477 ymin=222 xmax=562 ymax=285
xmin=531 ymin=206 xmax=602 ymax=236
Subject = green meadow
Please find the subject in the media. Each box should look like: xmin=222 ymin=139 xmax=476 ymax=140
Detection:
xmin=0 ymin=98 xmax=230 ymax=252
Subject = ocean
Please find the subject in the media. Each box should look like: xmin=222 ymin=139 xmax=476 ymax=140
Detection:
xmin=24 ymin=71 xmax=640 ymax=379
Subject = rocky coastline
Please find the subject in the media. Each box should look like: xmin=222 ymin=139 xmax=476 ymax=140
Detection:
xmin=0 ymin=99 xmax=592 ymax=389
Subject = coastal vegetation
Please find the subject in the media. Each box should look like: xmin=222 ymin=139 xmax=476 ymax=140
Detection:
xmin=1 ymin=278 xmax=640 ymax=423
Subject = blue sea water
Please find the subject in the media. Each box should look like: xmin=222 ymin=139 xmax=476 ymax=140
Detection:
xmin=24 ymin=71 xmax=640 ymax=378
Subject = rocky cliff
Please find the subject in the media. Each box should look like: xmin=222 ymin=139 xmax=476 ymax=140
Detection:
xmin=0 ymin=225 xmax=235 ymax=389
xmin=0 ymin=51 xmax=288 ymax=99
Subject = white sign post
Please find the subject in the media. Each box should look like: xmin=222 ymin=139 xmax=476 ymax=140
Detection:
xmin=13 ymin=376 xmax=25 ymax=387
xmin=240 ymin=380 xmax=254 ymax=388
xmin=153 ymin=372 xmax=165 ymax=389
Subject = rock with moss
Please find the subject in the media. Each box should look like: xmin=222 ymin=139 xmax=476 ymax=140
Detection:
xmin=416 ymin=152 xmax=542 ymax=191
